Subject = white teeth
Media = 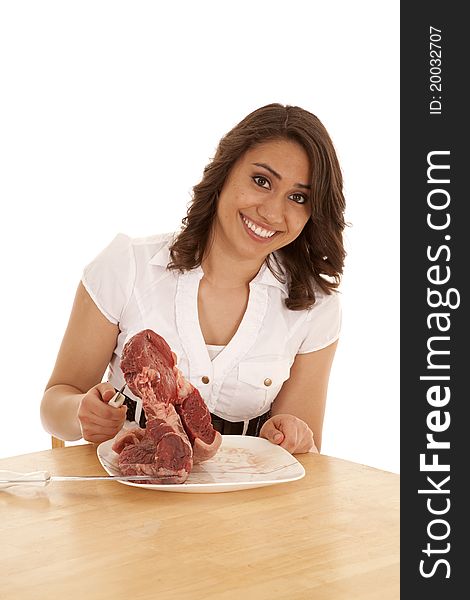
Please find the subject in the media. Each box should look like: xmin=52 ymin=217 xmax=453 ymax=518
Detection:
xmin=242 ymin=216 xmax=276 ymax=239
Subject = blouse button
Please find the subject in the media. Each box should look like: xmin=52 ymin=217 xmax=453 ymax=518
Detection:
xmin=264 ymin=378 xmax=272 ymax=387
xmin=201 ymin=376 xmax=210 ymax=384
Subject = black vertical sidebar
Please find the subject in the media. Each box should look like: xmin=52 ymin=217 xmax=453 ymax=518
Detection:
xmin=401 ymin=2 xmax=467 ymax=597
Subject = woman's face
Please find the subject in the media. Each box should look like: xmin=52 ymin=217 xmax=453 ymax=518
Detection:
xmin=212 ymin=138 xmax=312 ymax=262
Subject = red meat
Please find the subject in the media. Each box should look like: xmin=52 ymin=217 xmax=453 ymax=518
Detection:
xmin=113 ymin=329 xmax=222 ymax=483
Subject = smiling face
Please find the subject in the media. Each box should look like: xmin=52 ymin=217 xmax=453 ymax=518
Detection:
xmin=211 ymin=138 xmax=312 ymax=263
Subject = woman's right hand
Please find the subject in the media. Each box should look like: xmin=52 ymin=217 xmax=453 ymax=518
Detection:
xmin=77 ymin=383 xmax=127 ymax=444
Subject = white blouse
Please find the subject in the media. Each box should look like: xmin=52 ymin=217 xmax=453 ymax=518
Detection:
xmin=82 ymin=233 xmax=341 ymax=423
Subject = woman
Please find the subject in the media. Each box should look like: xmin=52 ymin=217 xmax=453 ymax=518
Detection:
xmin=40 ymin=103 xmax=346 ymax=455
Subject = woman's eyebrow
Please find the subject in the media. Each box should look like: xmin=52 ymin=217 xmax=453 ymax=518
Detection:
xmin=252 ymin=162 xmax=311 ymax=189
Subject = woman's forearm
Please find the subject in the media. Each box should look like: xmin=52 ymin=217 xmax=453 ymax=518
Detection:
xmin=40 ymin=384 xmax=85 ymax=441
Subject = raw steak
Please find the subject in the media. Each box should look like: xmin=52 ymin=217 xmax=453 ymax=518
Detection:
xmin=176 ymin=388 xmax=224 ymax=464
xmin=112 ymin=329 xmax=222 ymax=483
xmin=118 ymin=403 xmax=193 ymax=484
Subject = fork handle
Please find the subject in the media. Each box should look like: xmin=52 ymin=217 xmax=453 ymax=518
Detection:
xmin=108 ymin=386 xmax=126 ymax=408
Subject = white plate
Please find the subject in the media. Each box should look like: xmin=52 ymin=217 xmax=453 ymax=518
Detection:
xmin=97 ymin=435 xmax=305 ymax=493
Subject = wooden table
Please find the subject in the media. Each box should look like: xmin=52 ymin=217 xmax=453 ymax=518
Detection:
xmin=0 ymin=444 xmax=399 ymax=599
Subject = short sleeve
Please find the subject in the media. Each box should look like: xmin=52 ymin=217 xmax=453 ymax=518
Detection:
xmin=81 ymin=233 xmax=136 ymax=325
xmin=297 ymin=290 xmax=342 ymax=354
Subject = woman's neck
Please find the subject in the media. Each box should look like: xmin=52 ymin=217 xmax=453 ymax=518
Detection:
xmin=201 ymin=245 xmax=265 ymax=289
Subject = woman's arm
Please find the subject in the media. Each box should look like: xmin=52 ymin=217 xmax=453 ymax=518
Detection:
xmin=261 ymin=340 xmax=338 ymax=453
xmin=40 ymin=282 xmax=125 ymax=442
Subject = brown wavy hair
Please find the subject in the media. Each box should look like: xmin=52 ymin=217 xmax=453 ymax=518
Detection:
xmin=168 ymin=103 xmax=346 ymax=310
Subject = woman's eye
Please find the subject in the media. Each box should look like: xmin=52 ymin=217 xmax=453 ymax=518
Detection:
xmin=253 ymin=175 xmax=270 ymax=189
xmin=290 ymin=193 xmax=307 ymax=205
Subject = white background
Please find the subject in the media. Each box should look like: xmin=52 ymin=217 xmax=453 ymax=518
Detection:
xmin=0 ymin=1 xmax=399 ymax=472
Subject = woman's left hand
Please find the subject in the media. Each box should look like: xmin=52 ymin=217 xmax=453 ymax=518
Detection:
xmin=259 ymin=414 xmax=318 ymax=454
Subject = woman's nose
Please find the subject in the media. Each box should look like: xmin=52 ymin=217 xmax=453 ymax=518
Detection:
xmin=256 ymin=194 xmax=284 ymax=225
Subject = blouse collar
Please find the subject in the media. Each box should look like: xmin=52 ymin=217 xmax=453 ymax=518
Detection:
xmin=149 ymin=241 xmax=287 ymax=293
